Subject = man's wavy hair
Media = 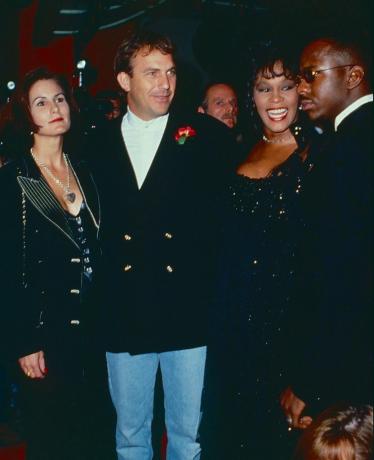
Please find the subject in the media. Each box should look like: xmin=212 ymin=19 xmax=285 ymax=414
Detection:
xmin=114 ymin=28 xmax=175 ymax=77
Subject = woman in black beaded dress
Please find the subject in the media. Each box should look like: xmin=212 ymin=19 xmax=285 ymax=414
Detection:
xmin=202 ymin=47 xmax=318 ymax=460
xmin=0 ymin=68 xmax=114 ymax=459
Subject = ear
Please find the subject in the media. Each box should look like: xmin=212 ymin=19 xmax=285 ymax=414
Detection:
xmin=197 ymin=106 xmax=205 ymax=114
xmin=117 ymin=72 xmax=131 ymax=92
xmin=347 ymin=65 xmax=365 ymax=90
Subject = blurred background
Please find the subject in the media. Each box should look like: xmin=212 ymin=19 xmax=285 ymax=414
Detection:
xmin=0 ymin=0 xmax=372 ymax=110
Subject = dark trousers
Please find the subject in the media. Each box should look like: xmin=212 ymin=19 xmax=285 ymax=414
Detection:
xmin=15 ymin=335 xmax=116 ymax=460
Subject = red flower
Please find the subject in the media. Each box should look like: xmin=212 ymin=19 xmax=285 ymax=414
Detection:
xmin=174 ymin=126 xmax=197 ymax=145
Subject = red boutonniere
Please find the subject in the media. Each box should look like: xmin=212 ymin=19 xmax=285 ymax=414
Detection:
xmin=174 ymin=126 xmax=197 ymax=145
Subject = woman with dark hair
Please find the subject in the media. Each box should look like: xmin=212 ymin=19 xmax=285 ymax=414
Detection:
xmin=202 ymin=44 xmax=319 ymax=460
xmin=0 ymin=67 xmax=114 ymax=460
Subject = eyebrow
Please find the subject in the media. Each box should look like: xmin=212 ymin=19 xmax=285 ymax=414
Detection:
xmin=142 ymin=66 xmax=176 ymax=73
xmin=31 ymin=92 xmax=65 ymax=104
xmin=143 ymin=67 xmax=160 ymax=73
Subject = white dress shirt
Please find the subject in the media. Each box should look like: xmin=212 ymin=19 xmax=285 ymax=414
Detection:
xmin=121 ymin=108 xmax=169 ymax=189
xmin=334 ymin=93 xmax=373 ymax=131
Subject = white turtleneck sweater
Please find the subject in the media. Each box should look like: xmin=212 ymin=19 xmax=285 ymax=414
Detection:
xmin=121 ymin=108 xmax=169 ymax=189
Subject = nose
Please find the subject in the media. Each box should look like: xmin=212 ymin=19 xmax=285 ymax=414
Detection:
xmin=297 ymin=78 xmax=310 ymax=96
xmin=51 ymin=100 xmax=59 ymax=112
xmin=159 ymin=73 xmax=170 ymax=90
xmin=270 ymin=88 xmax=283 ymax=103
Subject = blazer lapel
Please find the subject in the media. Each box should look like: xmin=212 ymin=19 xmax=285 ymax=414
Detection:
xmin=70 ymin=158 xmax=100 ymax=230
xmin=112 ymin=119 xmax=140 ymax=191
xmin=137 ymin=116 xmax=179 ymax=193
xmin=16 ymin=155 xmax=103 ymax=249
xmin=17 ymin=174 xmax=79 ymax=248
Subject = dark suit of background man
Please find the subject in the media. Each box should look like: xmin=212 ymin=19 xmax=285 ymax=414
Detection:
xmin=281 ymin=35 xmax=373 ymax=429
xmin=91 ymin=30 xmax=233 ymax=460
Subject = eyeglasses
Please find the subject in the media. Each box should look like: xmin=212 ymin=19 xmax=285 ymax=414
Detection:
xmin=296 ymin=64 xmax=356 ymax=83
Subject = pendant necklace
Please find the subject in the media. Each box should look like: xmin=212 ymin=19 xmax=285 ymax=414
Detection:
xmin=30 ymin=148 xmax=76 ymax=203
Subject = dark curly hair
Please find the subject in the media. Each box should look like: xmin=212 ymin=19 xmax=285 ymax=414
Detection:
xmin=244 ymin=41 xmax=299 ymax=135
xmin=114 ymin=28 xmax=175 ymax=77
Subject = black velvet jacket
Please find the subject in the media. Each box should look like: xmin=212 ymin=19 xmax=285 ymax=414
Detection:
xmin=0 ymin=154 xmax=101 ymax=363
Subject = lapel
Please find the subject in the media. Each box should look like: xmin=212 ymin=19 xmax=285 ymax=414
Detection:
xmin=138 ymin=116 xmax=179 ymax=193
xmin=70 ymin=159 xmax=100 ymax=230
xmin=17 ymin=155 xmax=100 ymax=249
xmin=110 ymin=118 xmax=139 ymax=191
xmin=116 ymin=114 xmax=181 ymax=194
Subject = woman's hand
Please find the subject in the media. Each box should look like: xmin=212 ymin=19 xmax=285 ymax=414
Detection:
xmin=18 ymin=351 xmax=47 ymax=379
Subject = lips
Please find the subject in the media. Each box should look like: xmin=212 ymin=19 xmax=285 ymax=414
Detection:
xmin=153 ymin=94 xmax=171 ymax=101
xmin=301 ymin=99 xmax=314 ymax=111
xmin=267 ymin=108 xmax=288 ymax=121
xmin=49 ymin=117 xmax=64 ymax=123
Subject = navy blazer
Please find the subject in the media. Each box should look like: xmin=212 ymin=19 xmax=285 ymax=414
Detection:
xmin=90 ymin=112 xmax=236 ymax=354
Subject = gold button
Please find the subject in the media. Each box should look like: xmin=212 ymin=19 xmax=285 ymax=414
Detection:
xmin=166 ymin=265 xmax=174 ymax=273
xmin=123 ymin=234 xmax=132 ymax=241
xmin=164 ymin=232 xmax=173 ymax=239
xmin=124 ymin=264 xmax=132 ymax=272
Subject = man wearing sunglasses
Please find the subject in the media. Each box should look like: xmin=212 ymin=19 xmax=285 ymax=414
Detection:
xmin=281 ymin=34 xmax=373 ymax=430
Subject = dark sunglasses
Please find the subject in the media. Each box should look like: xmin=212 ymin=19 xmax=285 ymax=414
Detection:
xmin=296 ymin=64 xmax=356 ymax=84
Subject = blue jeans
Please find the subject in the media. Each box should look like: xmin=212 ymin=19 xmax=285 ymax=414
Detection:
xmin=106 ymin=346 xmax=207 ymax=460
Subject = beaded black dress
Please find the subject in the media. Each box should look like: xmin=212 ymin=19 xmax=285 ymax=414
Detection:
xmin=203 ymin=141 xmax=315 ymax=460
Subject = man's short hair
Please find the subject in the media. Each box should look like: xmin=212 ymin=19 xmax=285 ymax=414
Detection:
xmin=307 ymin=32 xmax=372 ymax=86
xmin=114 ymin=29 xmax=175 ymax=77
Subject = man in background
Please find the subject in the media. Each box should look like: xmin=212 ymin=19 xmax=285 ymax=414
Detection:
xmin=198 ymin=82 xmax=238 ymax=129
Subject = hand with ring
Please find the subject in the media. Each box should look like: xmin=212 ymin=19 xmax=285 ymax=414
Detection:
xmin=19 ymin=351 xmax=47 ymax=379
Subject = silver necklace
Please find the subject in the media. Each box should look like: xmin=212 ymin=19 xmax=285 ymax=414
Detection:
xmin=262 ymin=133 xmax=294 ymax=144
xmin=30 ymin=148 xmax=76 ymax=203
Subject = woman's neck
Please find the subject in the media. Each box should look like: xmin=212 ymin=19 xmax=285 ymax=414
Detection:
xmin=262 ymin=128 xmax=295 ymax=145
xmin=31 ymin=135 xmax=64 ymax=167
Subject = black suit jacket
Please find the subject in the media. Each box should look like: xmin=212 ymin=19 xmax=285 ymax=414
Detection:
xmin=290 ymin=101 xmax=373 ymax=409
xmin=90 ymin=112 xmax=236 ymax=354
xmin=0 ymin=154 xmax=101 ymax=367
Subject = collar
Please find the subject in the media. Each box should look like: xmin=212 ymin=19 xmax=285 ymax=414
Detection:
xmin=125 ymin=107 xmax=169 ymax=129
xmin=334 ymin=94 xmax=373 ymax=131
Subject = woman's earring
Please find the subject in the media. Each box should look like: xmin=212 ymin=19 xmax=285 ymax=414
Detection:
xmin=30 ymin=131 xmax=34 ymax=136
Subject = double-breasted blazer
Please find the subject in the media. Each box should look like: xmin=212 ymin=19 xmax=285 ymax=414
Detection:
xmin=90 ymin=112 xmax=236 ymax=354
xmin=0 ymin=154 xmax=101 ymax=366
